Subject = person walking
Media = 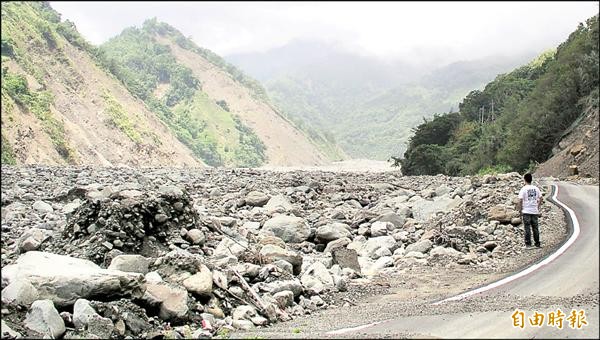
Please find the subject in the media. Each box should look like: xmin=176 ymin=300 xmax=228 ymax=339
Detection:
xmin=517 ymin=173 xmax=543 ymax=249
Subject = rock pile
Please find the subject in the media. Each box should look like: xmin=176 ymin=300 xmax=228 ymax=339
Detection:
xmin=0 ymin=165 xmax=565 ymax=338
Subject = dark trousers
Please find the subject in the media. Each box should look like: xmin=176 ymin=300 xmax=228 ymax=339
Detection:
xmin=523 ymin=214 xmax=540 ymax=246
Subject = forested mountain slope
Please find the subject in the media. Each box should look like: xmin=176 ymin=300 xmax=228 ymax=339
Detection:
xmin=400 ymin=15 xmax=599 ymax=177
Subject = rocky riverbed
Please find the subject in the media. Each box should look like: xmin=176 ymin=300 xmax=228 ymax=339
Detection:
xmin=0 ymin=165 xmax=568 ymax=339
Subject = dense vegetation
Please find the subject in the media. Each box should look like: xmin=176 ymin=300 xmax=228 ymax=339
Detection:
xmin=99 ymin=19 xmax=267 ymax=167
xmin=400 ymin=15 xmax=599 ymax=175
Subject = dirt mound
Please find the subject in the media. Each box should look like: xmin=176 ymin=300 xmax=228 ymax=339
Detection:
xmin=52 ymin=186 xmax=200 ymax=264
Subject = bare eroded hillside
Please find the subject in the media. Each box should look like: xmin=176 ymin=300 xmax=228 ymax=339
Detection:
xmin=154 ymin=35 xmax=329 ymax=167
xmin=535 ymin=105 xmax=599 ymax=179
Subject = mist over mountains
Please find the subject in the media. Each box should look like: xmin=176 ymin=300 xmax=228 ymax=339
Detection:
xmin=228 ymin=41 xmax=537 ymax=159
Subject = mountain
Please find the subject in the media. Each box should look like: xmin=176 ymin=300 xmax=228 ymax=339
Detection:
xmin=1 ymin=2 xmax=331 ymax=167
xmin=227 ymin=41 xmax=535 ymax=160
xmin=1 ymin=2 xmax=200 ymax=167
xmin=400 ymin=15 xmax=599 ymax=177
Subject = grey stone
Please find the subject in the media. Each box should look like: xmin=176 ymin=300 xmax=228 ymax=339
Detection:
xmin=143 ymin=281 xmax=189 ymax=320
xmin=62 ymin=200 xmax=81 ymax=215
xmin=232 ymin=305 xmax=257 ymax=321
xmin=245 ymin=191 xmax=269 ymax=207
xmin=108 ymin=255 xmax=149 ymax=274
xmin=405 ymin=251 xmax=427 ymax=259
xmin=358 ymin=236 xmax=397 ymax=258
xmin=155 ymin=213 xmax=168 ymax=223
xmin=1 ymin=320 xmax=21 ymax=338
xmin=2 ymin=251 xmax=144 ymax=307
xmin=273 ymin=290 xmax=294 ymax=308
xmin=158 ymin=185 xmax=184 ymax=197
xmin=483 ymin=241 xmax=498 ymax=251
xmin=316 ymin=223 xmax=351 ymax=243
xmin=87 ymin=314 xmax=114 ymax=338
xmin=259 ymin=244 xmax=303 ymax=275
xmin=182 ymin=264 xmax=213 ymax=296
xmin=372 ymin=212 xmax=405 ymax=228
xmin=214 ymin=237 xmax=248 ymax=258
xmin=370 ymin=221 xmax=394 ymax=237
xmin=232 ymin=319 xmax=253 ymax=330
xmin=405 ymin=239 xmax=433 ymax=254
xmin=412 ymin=196 xmax=463 ymax=222
xmin=301 ymin=262 xmax=333 ymax=290
xmin=271 ymin=260 xmax=292 ymax=274
xmin=488 ymin=205 xmax=518 ymax=224
xmin=264 ymin=194 xmax=293 ymax=212
xmin=186 ymin=229 xmax=205 ymax=245
xmin=25 ymin=300 xmax=65 ymax=338
xmin=430 ymin=246 xmax=461 ymax=258
xmin=331 ymin=247 xmax=361 ymax=273
xmin=32 ymin=200 xmax=53 ymax=213
xmin=1 ymin=279 xmax=39 ymax=306
xmin=263 ymin=279 xmax=303 ymax=297
xmin=73 ymin=298 xmax=99 ymax=329
xmin=251 ymin=316 xmax=269 ymax=326
xmin=263 ymin=215 xmax=310 ymax=243
xmin=323 ymin=237 xmax=351 ymax=253
xmin=300 ymin=274 xmax=325 ymax=294
xmin=18 ymin=228 xmax=52 ymax=252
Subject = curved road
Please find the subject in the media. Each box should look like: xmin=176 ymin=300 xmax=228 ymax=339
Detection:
xmin=332 ymin=182 xmax=599 ymax=338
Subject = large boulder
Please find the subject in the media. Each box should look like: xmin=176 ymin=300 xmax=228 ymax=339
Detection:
xmin=214 ymin=237 xmax=249 ymax=258
xmin=370 ymin=221 xmax=394 ymax=237
xmin=372 ymin=212 xmax=405 ymax=228
xmin=358 ymin=236 xmax=397 ymax=259
xmin=264 ymin=195 xmax=293 ymax=212
xmin=182 ymin=264 xmax=213 ymax=296
xmin=301 ymin=262 xmax=334 ymax=294
xmin=245 ymin=191 xmax=269 ymax=207
xmin=25 ymin=300 xmax=65 ymax=338
xmin=143 ymin=281 xmax=189 ymax=321
xmin=262 ymin=215 xmax=310 ymax=243
xmin=412 ymin=196 xmax=463 ymax=222
xmin=331 ymin=247 xmax=361 ymax=273
xmin=405 ymin=239 xmax=433 ymax=254
xmin=315 ymin=223 xmax=351 ymax=243
xmin=1 ymin=251 xmax=144 ymax=307
xmin=32 ymin=200 xmax=53 ymax=213
xmin=259 ymin=244 xmax=303 ymax=275
xmin=108 ymin=255 xmax=150 ymax=274
xmin=488 ymin=205 xmax=518 ymax=224
xmin=73 ymin=298 xmax=115 ymax=338
xmin=18 ymin=228 xmax=53 ymax=252
xmin=1 ymin=279 xmax=39 ymax=306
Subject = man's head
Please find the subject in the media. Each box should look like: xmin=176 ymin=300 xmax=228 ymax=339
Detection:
xmin=524 ymin=173 xmax=533 ymax=184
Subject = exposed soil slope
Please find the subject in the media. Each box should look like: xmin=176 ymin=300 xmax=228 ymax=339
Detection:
xmin=536 ymin=105 xmax=599 ymax=179
xmin=1 ymin=3 xmax=202 ymax=167
xmin=155 ymin=35 xmax=329 ymax=167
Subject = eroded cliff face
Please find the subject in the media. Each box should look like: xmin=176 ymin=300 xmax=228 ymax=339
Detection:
xmin=536 ymin=106 xmax=599 ymax=180
xmin=1 ymin=2 xmax=202 ymax=167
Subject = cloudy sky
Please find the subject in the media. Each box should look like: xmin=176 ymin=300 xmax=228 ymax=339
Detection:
xmin=50 ymin=1 xmax=598 ymax=63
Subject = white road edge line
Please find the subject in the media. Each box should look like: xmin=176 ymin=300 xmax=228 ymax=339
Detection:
xmin=326 ymin=183 xmax=581 ymax=335
xmin=326 ymin=321 xmax=386 ymax=336
xmin=432 ymin=183 xmax=580 ymax=304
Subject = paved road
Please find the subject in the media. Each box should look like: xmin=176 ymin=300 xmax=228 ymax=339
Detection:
xmin=335 ymin=182 xmax=599 ymax=338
